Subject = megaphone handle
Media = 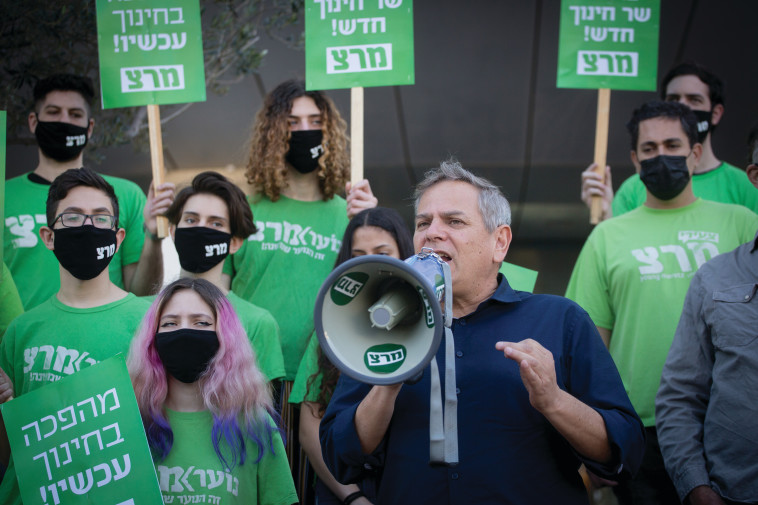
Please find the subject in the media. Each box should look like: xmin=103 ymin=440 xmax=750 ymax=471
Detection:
xmin=441 ymin=262 xmax=453 ymax=328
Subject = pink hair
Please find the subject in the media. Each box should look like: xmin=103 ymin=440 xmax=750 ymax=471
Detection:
xmin=127 ymin=278 xmax=279 ymax=468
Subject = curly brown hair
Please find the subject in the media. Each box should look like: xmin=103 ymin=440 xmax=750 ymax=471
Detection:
xmin=245 ymin=79 xmax=350 ymax=201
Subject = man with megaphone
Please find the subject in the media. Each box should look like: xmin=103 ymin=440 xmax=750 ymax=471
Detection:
xmin=320 ymin=159 xmax=645 ymax=505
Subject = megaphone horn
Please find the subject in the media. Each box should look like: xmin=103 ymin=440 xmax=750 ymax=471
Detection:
xmin=314 ymin=250 xmax=447 ymax=385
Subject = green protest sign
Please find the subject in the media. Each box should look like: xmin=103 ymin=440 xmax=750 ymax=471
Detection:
xmin=557 ymin=0 xmax=660 ymax=91
xmin=1 ymin=355 xmax=163 ymax=505
xmin=305 ymin=0 xmax=414 ymax=90
xmin=95 ymin=0 xmax=206 ymax=109
xmin=1 ymin=111 xmax=5 ymax=265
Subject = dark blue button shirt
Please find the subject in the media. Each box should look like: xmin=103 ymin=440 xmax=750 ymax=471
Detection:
xmin=321 ymin=276 xmax=645 ymax=505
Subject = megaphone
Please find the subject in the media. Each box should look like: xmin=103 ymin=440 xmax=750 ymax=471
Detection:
xmin=315 ymin=248 xmax=459 ymax=464
xmin=314 ymin=249 xmax=447 ymax=385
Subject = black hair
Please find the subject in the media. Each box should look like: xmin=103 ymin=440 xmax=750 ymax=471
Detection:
xmin=660 ymin=61 xmax=725 ymax=108
xmin=165 ymin=172 xmax=256 ymax=238
xmin=33 ymin=74 xmax=96 ymax=117
xmin=626 ymin=101 xmax=699 ymax=151
xmin=46 ymin=168 xmax=119 ymax=227
xmin=334 ymin=207 xmax=415 ymax=266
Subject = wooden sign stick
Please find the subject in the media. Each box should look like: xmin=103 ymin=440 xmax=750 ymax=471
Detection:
xmin=147 ymin=104 xmax=169 ymax=238
xmin=350 ymin=86 xmax=364 ymax=183
xmin=590 ymin=88 xmax=611 ymax=225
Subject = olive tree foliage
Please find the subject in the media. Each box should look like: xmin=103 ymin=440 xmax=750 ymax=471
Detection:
xmin=0 ymin=0 xmax=303 ymax=154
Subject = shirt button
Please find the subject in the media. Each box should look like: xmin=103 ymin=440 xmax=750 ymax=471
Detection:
xmin=455 ymin=388 xmax=460 ymax=395
xmin=456 ymin=351 xmax=463 ymax=358
xmin=451 ymin=473 xmax=459 ymax=480
xmin=746 ymin=295 xmax=750 ymax=300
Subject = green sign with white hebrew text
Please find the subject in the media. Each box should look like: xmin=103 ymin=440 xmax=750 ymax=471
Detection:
xmin=2 ymin=355 xmax=162 ymax=505
xmin=306 ymin=0 xmax=415 ymax=90
xmin=96 ymin=0 xmax=206 ymax=108
xmin=557 ymin=0 xmax=660 ymax=91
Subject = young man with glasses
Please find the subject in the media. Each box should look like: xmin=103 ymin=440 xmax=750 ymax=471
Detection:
xmin=0 ymin=168 xmax=151 ymax=505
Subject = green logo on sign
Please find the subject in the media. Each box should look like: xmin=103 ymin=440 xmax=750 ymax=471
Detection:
xmin=330 ymin=272 xmax=369 ymax=305
xmin=365 ymin=344 xmax=406 ymax=373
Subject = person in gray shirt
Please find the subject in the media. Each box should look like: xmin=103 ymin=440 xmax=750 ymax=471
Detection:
xmin=656 ymin=123 xmax=758 ymax=505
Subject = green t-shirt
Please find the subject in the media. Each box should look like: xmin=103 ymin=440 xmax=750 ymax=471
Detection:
xmin=565 ymin=199 xmax=758 ymax=426
xmin=0 ymin=262 xmax=23 ymax=337
xmin=227 ymin=291 xmax=286 ymax=382
xmin=0 ymin=292 xmax=150 ymax=505
xmin=612 ymin=162 xmax=758 ymax=217
xmin=157 ymin=409 xmax=297 ymax=505
xmin=3 ymin=173 xmax=147 ymax=310
xmin=289 ymin=332 xmax=322 ymax=405
xmin=224 ymin=194 xmax=349 ymax=380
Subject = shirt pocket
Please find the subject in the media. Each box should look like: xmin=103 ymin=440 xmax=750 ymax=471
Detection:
xmin=711 ymin=283 xmax=758 ymax=349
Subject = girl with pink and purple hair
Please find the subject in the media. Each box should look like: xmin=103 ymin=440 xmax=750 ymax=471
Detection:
xmin=128 ymin=277 xmax=297 ymax=504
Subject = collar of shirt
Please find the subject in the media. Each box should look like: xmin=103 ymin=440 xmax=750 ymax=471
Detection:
xmin=751 ymin=230 xmax=758 ymax=253
xmin=484 ymin=273 xmax=525 ymax=305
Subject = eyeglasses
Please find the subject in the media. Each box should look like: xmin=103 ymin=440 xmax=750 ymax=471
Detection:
xmin=52 ymin=212 xmax=117 ymax=229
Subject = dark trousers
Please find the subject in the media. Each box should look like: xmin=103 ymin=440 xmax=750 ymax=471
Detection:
xmin=614 ymin=427 xmax=680 ymax=505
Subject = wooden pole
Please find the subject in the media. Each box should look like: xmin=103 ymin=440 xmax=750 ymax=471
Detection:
xmin=350 ymin=87 xmax=364 ymax=183
xmin=590 ymin=88 xmax=611 ymax=225
xmin=147 ymin=104 xmax=169 ymax=238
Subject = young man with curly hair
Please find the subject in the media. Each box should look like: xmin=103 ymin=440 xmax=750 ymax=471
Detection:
xmin=222 ymin=81 xmax=376 ymax=491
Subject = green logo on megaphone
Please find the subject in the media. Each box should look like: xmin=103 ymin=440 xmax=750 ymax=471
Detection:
xmin=330 ymin=272 xmax=369 ymax=306
xmin=365 ymin=344 xmax=407 ymax=373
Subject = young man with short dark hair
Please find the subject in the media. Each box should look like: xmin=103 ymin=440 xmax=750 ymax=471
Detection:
xmin=0 ymin=168 xmax=151 ymax=505
xmin=582 ymin=62 xmax=758 ymax=220
xmin=567 ymin=101 xmax=758 ymax=504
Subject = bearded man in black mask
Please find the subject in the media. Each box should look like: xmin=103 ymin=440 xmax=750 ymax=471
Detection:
xmin=3 ymin=74 xmax=173 ymax=310
xmin=582 ymin=62 xmax=758 ymax=221
xmin=566 ymin=101 xmax=758 ymax=505
xmin=0 ymin=168 xmax=151 ymax=503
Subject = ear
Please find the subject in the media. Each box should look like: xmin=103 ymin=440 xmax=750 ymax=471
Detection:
xmin=169 ymin=224 xmax=176 ymax=242
xmin=230 ymin=236 xmax=244 ymax=255
xmin=710 ymin=103 xmax=724 ymax=126
xmin=630 ymin=150 xmax=641 ymax=174
xmin=115 ymin=228 xmax=126 ymax=252
xmin=87 ymin=117 xmax=95 ymax=139
xmin=40 ymin=226 xmax=55 ymax=251
xmin=28 ymin=111 xmax=38 ymax=134
xmin=691 ymin=142 xmax=703 ymax=165
xmin=747 ymin=164 xmax=758 ymax=189
xmin=493 ymin=225 xmax=512 ymax=263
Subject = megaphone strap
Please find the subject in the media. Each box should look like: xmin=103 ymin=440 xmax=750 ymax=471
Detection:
xmin=443 ymin=326 xmax=459 ymax=463
xmin=428 ymin=326 xmax=459 ymax=465
xmin=428 ymin=258 xmax=458 ymax=465
xmin=429 ymin=356 xmax=445 ymax=462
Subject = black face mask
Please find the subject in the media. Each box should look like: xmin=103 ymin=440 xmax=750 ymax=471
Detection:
xmin=53 ymin=225 xmax=117 ymax=280
xmin=34 ymin=119 xmax=89 ymax=162
xmin=174 ymin=227 xmax=232 ymax=274
xmin=692 ymin=110 xmax=712 ymax=143
xmin=286 ymin=130 xmax=324 ymax=174
xmin=639 ymin=154 xmax=692 ymax=201
xmin=155 ymin=328 xmax=220 ymax=383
